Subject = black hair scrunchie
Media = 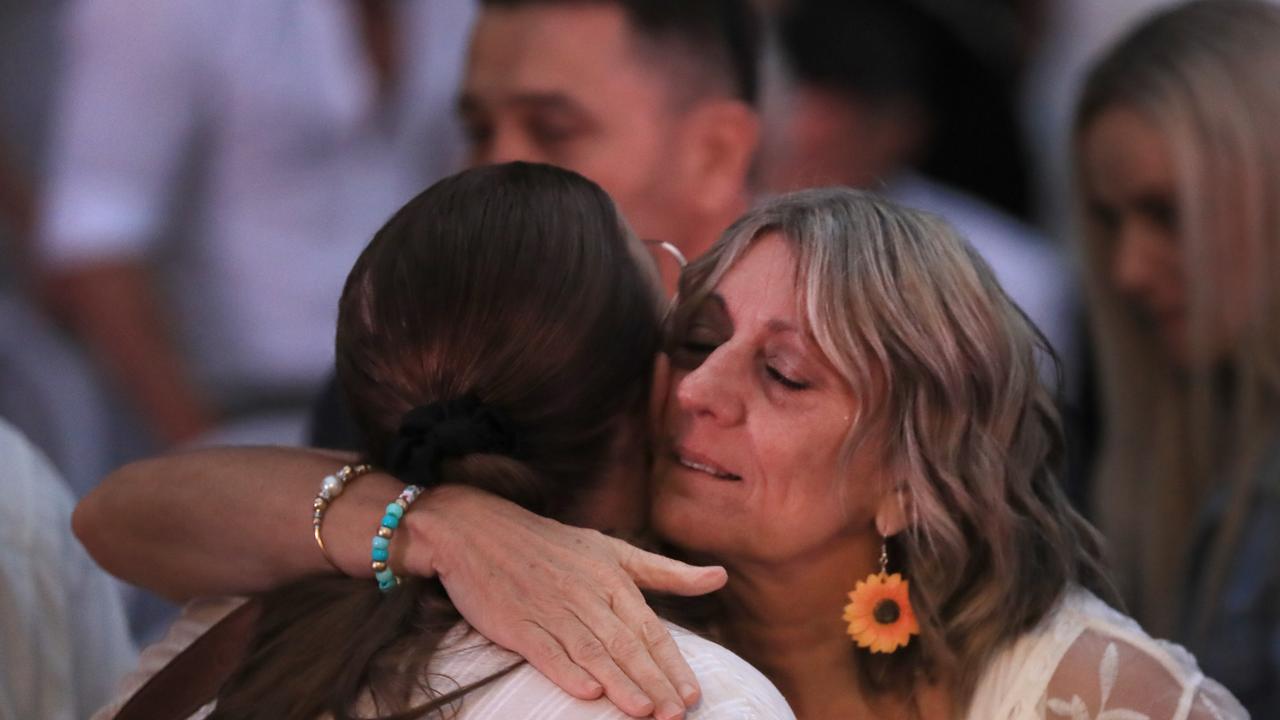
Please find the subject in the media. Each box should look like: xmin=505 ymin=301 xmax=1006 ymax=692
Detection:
xmin=383 ymin=394 xmax=520 ymax=486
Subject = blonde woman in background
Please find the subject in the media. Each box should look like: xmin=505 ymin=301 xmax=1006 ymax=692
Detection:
xmin=1076 ymin=1 xmax=1280 ymax=715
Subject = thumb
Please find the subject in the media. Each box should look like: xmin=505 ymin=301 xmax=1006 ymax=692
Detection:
xmin=615 ymin=540 xmax=727 ymax=596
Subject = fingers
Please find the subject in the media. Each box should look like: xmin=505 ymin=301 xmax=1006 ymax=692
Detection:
xmin=436 ymin=513 xmax=711 ymax=718
xmin=574 ymin=598 xmax=689 ymax=720
xmin=542 ymin=613 xmax=659 ymax=718
xmin=642 ymin=615 xmax=700 ymax=706
xmin=615 ymin=540 xmax=728 ymax=596
xmin=612 ymin=589 xmax=703 ymax=708
xmin=513 ymin=620 xmax=605 ymax=701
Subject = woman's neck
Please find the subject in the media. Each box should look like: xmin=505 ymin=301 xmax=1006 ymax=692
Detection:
xmin=723 ymin=577 xmax=865 ymax=717
xmin=715 ymin=541 xmax=954 ymax=719
xmin=714 ymin=539 xmax=884 ymax=718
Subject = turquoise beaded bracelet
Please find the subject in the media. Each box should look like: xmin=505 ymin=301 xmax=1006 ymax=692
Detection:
xmin=372 ymin=484 xmax=426 ymax=591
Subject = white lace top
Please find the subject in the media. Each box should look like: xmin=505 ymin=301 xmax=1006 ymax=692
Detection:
xmin=968 ymin=589 xmax=1248 ymax=720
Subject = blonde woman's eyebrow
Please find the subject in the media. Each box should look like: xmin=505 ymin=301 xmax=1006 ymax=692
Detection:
xmin=766 ymin=319 xmax=801 ymax=335
xmin=702 ymin=292 xmax=732 ymax=325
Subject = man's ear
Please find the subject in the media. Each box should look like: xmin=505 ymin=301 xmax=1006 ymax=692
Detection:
xmin=874 ymin=487 xmax=910 ymax=539
xmin=676 ymin=99 xmax=760 ymax=216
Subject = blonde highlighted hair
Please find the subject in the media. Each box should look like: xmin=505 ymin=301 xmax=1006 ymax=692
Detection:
xmin=1074 ymin=0 xmax=1280 ymax=640
xmin=669 ymin=188 xmax=1112 ymax=705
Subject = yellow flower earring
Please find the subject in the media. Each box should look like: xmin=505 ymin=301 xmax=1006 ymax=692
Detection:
xmin=843 ymin=539 xmax=919 ymax=653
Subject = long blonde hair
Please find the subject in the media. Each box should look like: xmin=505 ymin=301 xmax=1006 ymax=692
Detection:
xmin=1074 ymin=0 xmax=1280 ymax=640
xmin=669 ymin=188 xmax=1112 ymax=707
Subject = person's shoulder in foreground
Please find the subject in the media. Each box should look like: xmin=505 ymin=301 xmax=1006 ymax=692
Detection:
xmin=432 ymin=621 xmax=795 ymax=719
xmin=95 ymin=598 xmax=794 ymax=720
xmin=669 ymin=624 xmax=794 ymax=719
xmin=0 ymin=418 xmax=137 ymax=720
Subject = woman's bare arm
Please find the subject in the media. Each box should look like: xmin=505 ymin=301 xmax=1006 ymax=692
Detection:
xmin=73 ymin=447 xmax=728 ymax=719
xmin=72 ymin=446 xmax=400 ymax=600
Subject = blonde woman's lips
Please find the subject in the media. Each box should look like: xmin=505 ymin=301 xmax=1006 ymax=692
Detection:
xmin=674 ymin=446 xmax=742 ymax=481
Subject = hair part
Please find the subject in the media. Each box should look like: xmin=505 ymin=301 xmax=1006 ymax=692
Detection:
xmin=211 ymin=163 xmax=664 ymax=719
xmin=1073 ymin=0 xmax=1280 ymax=640
xmin=668 ymin=188 xmax=1114 ymax=706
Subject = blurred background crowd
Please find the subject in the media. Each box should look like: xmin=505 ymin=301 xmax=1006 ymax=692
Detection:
xmin=0 ymin=0 xmax=1276 ymax=717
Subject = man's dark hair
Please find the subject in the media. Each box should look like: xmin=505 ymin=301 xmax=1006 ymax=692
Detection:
xmin=481 ymin=0 xmax=761 ymax=105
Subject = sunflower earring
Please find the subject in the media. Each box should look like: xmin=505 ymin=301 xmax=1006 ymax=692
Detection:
xmin=843 ymin=539 xmax=919 ymax=653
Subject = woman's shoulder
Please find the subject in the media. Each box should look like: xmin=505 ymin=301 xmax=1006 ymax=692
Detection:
xmin=432 ymin=621 xmax=794 ymax=720
xmin=970 ymin=589 xmax=1248 ymax=720
xmin=90 ymin=596 xmax=247 ymax=720
xmin=664 ymin=622 xmax=794 ymax=719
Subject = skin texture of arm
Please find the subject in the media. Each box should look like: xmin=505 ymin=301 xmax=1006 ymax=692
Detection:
xmin=42 ymin=261 xmax=216 ymax=446
xmin=73 ymin=446 xmax=386 ymax=600
xmin=73 ymin=446 xmax=728 ymax=718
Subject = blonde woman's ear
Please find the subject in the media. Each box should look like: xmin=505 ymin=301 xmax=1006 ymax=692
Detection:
xmin=874 ymin=488 xmax=910 ymax=538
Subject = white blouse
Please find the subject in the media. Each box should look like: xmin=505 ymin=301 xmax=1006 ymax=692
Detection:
xmin=93 ymin=597 xmax=794 ymax=719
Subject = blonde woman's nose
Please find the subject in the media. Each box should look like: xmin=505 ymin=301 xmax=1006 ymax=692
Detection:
xmin=674 ymin=350 xmax=745 ymax=426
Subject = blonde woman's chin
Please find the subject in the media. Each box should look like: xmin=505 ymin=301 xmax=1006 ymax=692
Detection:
xmin=650 ymin=455 xmax=751 ymax=556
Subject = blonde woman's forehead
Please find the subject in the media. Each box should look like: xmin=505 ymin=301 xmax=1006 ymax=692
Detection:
xmin=713 ymin=234 xmax=801 ymax=321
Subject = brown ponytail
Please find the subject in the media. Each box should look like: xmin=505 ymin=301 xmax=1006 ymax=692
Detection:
xmin=209 ymin=163 xmax=663 ymax=719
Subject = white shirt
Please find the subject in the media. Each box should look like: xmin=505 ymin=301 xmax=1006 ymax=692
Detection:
xmin=94 ymin=597 xmax=795 ymax=719
xmin=0 ymin=418 xmax=137 ymax=720
xmin=39 ymin=0 xmax=474 ymax=400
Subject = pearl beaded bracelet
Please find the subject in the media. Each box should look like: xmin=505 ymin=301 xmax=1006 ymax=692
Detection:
xmin=311 ymin=463 xmax=375 ymax=570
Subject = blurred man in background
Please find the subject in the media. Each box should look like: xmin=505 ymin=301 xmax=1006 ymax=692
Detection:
xmin=37 ymin=0 xmax=475 ymax=451
xmin=312 ymin=0 xmax=764 ymax=447
xmin=461 ymin=0 xmax=762 ymax=268
xmin=0 ymin=0 xmax=132 ymax=500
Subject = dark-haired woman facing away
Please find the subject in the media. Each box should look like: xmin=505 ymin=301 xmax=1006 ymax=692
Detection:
xmin=93 ymin=163 xmax=792 ymax=720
